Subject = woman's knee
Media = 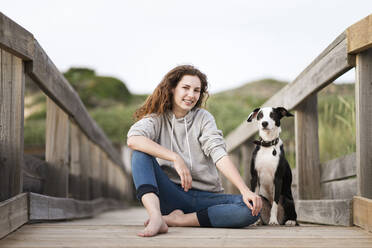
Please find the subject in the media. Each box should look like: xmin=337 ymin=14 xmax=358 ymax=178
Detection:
xmin=232 ymin=202 xmax=260 ymax=227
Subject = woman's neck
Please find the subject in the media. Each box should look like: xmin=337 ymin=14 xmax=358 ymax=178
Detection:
xmin=172 ymin=109 xmax=188 ymax=119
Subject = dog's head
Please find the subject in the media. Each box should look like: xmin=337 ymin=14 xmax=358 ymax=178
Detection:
xmin=247 ymin=107 xmax=293 ymax=140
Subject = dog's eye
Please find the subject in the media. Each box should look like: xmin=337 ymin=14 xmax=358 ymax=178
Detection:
xmin=257 ymin=112 xmax=263 ymax=120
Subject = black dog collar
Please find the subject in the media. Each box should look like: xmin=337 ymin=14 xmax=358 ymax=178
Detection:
xmin=253 ymin=137 xmax=279 ymax=147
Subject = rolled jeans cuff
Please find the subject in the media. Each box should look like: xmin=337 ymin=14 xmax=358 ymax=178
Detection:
xmin=136 ymin=184 xmax=159 ymax=202
xmin=196 ymin=208 xmax=212 ymax=227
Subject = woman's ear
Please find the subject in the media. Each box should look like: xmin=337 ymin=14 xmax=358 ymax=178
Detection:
xmin=247 ymin=108 xmax=260 ymax=122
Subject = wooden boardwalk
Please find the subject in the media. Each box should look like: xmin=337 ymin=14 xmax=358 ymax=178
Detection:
xmin=1 ymin=207 xmax=372 ymax=248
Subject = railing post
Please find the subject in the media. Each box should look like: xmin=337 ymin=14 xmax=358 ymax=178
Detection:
xmin=295 ymin=93 xmax=321 ymax=200
xmin=240 ymin=139 xmax=254 ymax=187
xmin=355 ymin=48 xmax=372 ymax=199
xmin=45 ymin=98 xmax=70 ymax=197
xmin=0 ymin=49 xmax=24 ymax=201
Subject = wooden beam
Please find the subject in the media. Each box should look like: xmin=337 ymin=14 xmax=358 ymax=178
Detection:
xmin=29 ymin=193 xmax=126 ymax=221
xmin=355 ymin=48 xmax=372 ymax=199
xmin=321 ymin=178 xmax=357 ymax=200
xmin=296 ymin=199 xmax=353 ymax=226
xmin=0 ymin=49 xmax=24 ymax=201
xmin=295 ymin=93 xmax=321 ymax=200
xmin=353 ymin=196 xmax=372 ymax=233
xmin=0 ymin=193 xmax=28 ymax=239
xmin=321 ymin=153 xmax=356 ymax=183
xmin=226 ymin=33 xmax=354 ymax=152
xmin=0 ymin=12 xmax=34 ymax=60
xmin=45 ymin=98 xmax=70 ymax=197
xmin=347 ymin=14 xmax=372 ymax=54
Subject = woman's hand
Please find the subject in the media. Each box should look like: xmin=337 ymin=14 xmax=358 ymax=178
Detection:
xmin=173 ymin=154 xmax=192 ymax=192
xmin=241 ymin=189 xmax=262 ymax=216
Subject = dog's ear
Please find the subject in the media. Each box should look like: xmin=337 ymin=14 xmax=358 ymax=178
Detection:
xmin=275 ymin=107 xmax=294 ymax=118
xmin=247 ymin=108 xmax=260 ymax=122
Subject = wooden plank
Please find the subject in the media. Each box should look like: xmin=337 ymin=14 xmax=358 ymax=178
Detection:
xmin=353 ymin=196 xmax=372 ymax=233
xmin=91 ymin=143 xmax=102 ymax=199
xmin=25 ymin=41 xmax=124 ymax=170
xmin=347 ymin=14 xmax=372 ymax=54
xmin=355 ymin=48 xmax=372 ymax=198
xmin=0 ymin=12 xmax=34 ymax=60
xmin=69 ymin=121 xmax=82 ymax=199
xmin=29 ymin=193 xmax=126 ymax=221
xmin=321 ymin=178 xmax=357 ymax=200
xmin=296 ymin=199 xmax=353 ymax=226
xmin=0 ymin=193 xmax=28 ymax=239
xmin=0 ymin=49 xmax=24 ymax=201
xmin=3 ymin=208 xmax=372 ymax=248
xmin=226 ymin=33 xmax=354 ymax=152
xmin=295 ymin=93 xmax=321 ymax=200
xmin=321 ymin=153 xmax=356 ymax=183
xmin=79 ymin=134 xmax=91 ymax=200
xmin=45 ymin=98 xmax=70 ymax=197
xmin=23 ymin=154 xmax=48 ymax=193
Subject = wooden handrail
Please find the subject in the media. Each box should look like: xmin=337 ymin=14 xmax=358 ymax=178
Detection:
xmin=0 ymin=12 xmax=123 ymax=170
xmin=226 ymin=32 xmax=355 ymax=152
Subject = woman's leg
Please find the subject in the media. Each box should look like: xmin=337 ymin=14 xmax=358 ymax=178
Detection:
xmin=195 ymin=192 xmax=260 ymax=228
xmin=131 ymin=150 xmax=199 ymax=234
xmin=163 ymin=192 xmax=259 ymax=228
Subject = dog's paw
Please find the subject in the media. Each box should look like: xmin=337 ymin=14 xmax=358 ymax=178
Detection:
xmin=285 ymin=220 xmax=298 ymax=226
xmin=269 ymin=217 xmax=279 ymax=225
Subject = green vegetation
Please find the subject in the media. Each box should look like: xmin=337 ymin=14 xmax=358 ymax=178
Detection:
xmin=24 ymin=68 xmax=356 ymax=169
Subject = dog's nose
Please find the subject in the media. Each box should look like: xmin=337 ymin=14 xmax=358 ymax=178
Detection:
xmin=262 ymin=121 xmax=268 ymax=128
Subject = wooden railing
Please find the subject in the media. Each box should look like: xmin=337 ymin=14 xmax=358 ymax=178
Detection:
xmin=0 ymin=12 xmax=132 ymax=238
xmin=224 ymin=14 xmax=372 ymax=231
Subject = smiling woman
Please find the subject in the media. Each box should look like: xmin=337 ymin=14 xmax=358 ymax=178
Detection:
xmin=126 ymin=65 xmax=262 ymax=237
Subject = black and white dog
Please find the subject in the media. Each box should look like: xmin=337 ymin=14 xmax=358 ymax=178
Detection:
xmin=247 ymin=107 xmax=298 ymax=225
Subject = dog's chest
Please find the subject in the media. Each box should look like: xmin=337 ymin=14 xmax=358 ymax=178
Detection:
xmin=255 ymin=145 xmax=280 ymax=178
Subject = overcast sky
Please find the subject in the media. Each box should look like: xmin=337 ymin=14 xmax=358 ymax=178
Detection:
xmin=2 ymin=1 xmax=371 ymax=94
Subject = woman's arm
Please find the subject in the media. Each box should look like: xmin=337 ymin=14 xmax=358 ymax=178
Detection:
xmin=127 ymin=136 xmax=192 ymax=191
xmin=216 ymin=155 xmax=262 ymax=216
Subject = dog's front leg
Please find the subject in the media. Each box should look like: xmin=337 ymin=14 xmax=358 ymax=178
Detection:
xmin=269 ymin=178 xmax=283 ymax=225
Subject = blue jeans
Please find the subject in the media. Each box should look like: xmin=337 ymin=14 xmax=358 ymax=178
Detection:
xmin=131 ymin=150 xmax=259 ymax=228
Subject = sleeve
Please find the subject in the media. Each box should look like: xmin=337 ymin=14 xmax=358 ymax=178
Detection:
xmin=198 ymin=111 xmax=227 ymax=164
xmin=127 ymin=116 xmax=160 ymax=141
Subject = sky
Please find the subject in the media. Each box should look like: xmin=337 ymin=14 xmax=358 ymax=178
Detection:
xmin=2 ymin=1 xmax=371 ymax=94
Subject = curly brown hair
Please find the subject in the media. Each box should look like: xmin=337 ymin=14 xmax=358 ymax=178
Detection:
xmin=134 ymin=65 xmax=209 ymax=120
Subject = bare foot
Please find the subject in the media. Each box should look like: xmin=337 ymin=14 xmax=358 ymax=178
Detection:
xmin=138 ymin=215 xmax=168 ymax=237
xmin=163 ymin=209 xmax=185 ymax=227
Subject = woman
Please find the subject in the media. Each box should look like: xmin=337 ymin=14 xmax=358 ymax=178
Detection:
xmin=127 ymin=65 xmax=262 ymax=237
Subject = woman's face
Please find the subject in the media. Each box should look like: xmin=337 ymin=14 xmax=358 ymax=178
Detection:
xmin=171 ymin=75 xmax=201 ymax=117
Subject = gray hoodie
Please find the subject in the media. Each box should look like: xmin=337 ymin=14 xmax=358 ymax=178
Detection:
xmin=127 ymin=108 xmax=227 ymax=192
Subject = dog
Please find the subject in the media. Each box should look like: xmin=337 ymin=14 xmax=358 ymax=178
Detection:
xmin=247 ymin=107 xmax=298 ymax=226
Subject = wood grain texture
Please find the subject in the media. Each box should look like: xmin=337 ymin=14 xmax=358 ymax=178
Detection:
xmin=355 ymin=49 xmax=372 ymax=198
xmin=29 ymin=193 xmax=126 ymax=221
xmin=321 ymin=178 xmax=357 ymax=200
xmin=226 ymin=33 xmax=354 ymax=152
xmin=91 ymin=143 xmax=102 ymax=199
xmin=295 ymin=94 xmax=321 ymax=200
xmin=353 ymin=196 xmax=372 ymax=233
xmin=45 ymin=98 xmax=70 ymax=197
xmin=0 ymin=49 xmax=24 ymax=201
xmin=321 ymin=153 xmax=356 ymax=183
xmin=0 ymin=193 xmax=28 ymax=239
xmin=2 ymin=207 xmax=371 ymax=248
xmin=0 ymin=12 xmax=34 ymax=60
xmin=296 ymin=199 xmax=353 ymax=226
xmin=347 ymin=14 xmax=372 ymax=54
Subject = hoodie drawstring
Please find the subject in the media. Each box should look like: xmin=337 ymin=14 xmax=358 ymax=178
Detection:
xmin=169 ymin=114 xmax=193 ymax=172
xmin=184 ymin=118 xmax=193 ymax=172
